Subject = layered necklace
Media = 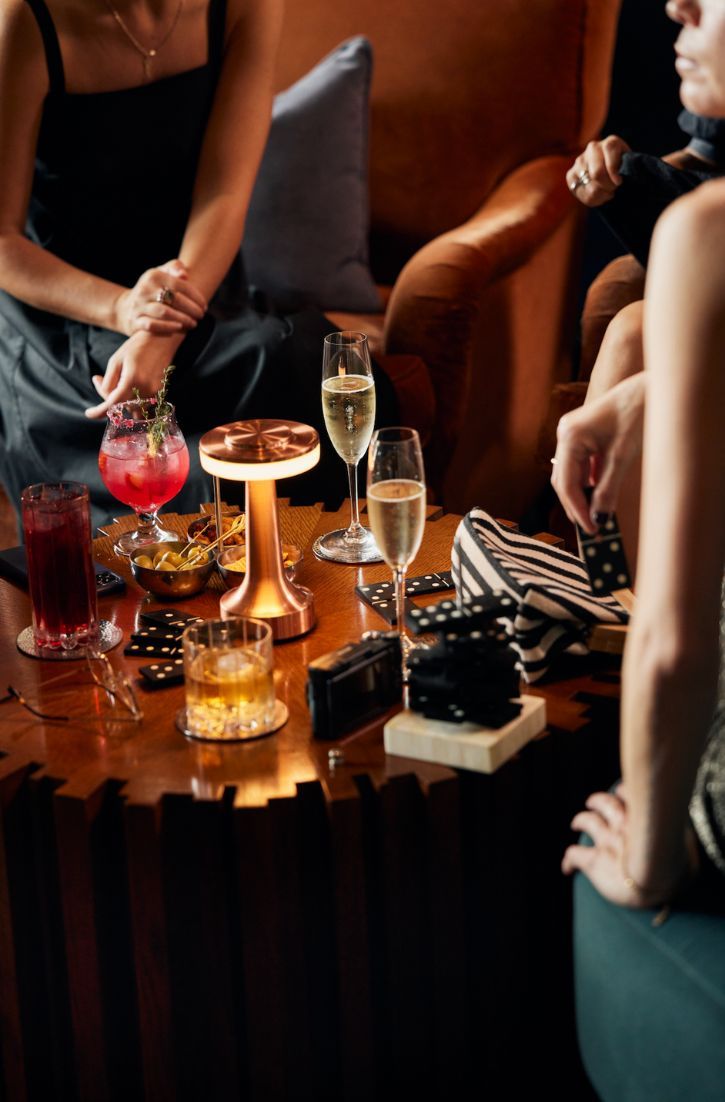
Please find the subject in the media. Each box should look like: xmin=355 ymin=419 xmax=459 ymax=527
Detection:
xmin=102 ymin=0 xmax=185 ymax=82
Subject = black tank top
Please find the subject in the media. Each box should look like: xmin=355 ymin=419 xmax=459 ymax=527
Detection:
xmin=23 ymin=0 xmax=227 ymax=288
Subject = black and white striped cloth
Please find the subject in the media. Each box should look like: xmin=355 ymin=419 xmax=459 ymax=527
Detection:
xmin=452 ymin=509 xmax=629 ymax=683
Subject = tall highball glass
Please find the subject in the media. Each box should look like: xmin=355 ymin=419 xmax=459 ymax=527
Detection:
xmin=313 ymin=332 xmax=382 ymax=564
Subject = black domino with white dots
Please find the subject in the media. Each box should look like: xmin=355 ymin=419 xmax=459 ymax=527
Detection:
xmin=577 ymin=516 xmax=632 ymax=594
xmin=139 ymin=658 xmax=185 ymax=687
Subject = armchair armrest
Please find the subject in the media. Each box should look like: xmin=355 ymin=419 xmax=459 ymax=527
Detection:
xmin=384 ymin=154 xmax=579 ymax=455
xmin=579 ymin=255 xmax=645 ymax=382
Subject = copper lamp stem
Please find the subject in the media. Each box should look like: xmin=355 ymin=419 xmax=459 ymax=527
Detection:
xmin=219 ymin=478 xmax=315 ymax=639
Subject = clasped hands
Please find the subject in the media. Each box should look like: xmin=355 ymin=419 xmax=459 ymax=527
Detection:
xmin=85 ymin=259 xmax=206 ymax=419
xmin=114 ymin=258 xmax=207 ymax=338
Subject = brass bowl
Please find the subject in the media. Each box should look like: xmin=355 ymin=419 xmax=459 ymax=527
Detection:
xmin=186 ymin=513 xmax=245 ymax=546
xmin=130 ymin=541 xmax=215 ymax=599
xmin=217 ymin=543 xmax=302 ymax=590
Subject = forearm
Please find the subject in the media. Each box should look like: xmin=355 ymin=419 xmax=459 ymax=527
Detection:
xmin=0 ymin=231 xmax=126 ymax=330
xmin=176 ymin=0 xmax=281 ymax=301
xmin=177 ymin=91 xmax=272 ymax=300
xmin=622 ymin=185 xmax=725 ymax=892
xmin=621 ymin=626 xmax=718 ymax=889
xmin=177 ymin=193 xmax=252 ymax=302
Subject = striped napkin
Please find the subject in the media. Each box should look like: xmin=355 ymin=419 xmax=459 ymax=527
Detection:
xmin=452 ymin=509 xmax=629 ymax=683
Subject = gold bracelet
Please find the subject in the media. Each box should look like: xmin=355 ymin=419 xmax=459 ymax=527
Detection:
xmin=617 ymin=872 xmax=669 ymax=899
xmin=622 ymin=872 xmax=672 ymax=926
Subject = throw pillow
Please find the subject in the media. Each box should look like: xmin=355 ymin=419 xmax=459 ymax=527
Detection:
xmin=243 ymin=36 xmax=382 ymax=314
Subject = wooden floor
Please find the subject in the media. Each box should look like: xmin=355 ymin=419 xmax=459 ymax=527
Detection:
xmin=0 ymin=484 xmax=17 ymax=548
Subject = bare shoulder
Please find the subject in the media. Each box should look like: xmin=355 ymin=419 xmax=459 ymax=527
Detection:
xmin=0 ymin=0 xmax=47 ymax=86
xmin=653 ymin=179 xmax=725 ymax=259
xmin=647 ymin=179 xmax=725 ymax=323
xmin=0 ymin=0 xmax=42 ymax=47
xmin=224 ymin=0 xmax=282 ymax=36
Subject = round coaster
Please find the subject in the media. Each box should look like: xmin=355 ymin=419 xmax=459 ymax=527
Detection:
xmin=176 ymin=698 xmax=289 ymax=742
xmin=16 ymin=620 xmax=123 ymax=661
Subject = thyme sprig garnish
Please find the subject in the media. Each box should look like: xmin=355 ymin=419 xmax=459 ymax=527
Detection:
xmin=133 ymin=365 xmax=175 ymax=457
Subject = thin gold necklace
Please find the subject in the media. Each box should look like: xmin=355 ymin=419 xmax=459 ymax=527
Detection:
xmin=103 ymin=0 xmax=185 ymax=81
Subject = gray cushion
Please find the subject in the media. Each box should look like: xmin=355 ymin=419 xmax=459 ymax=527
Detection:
xmin=243 ymin=37 xmax=382 ymax=314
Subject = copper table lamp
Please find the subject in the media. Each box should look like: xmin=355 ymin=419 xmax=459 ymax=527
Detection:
xmin=199 ymin=419 xmax=320 ymax=640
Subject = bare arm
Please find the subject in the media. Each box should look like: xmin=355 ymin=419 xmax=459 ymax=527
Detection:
xmin=0 ymin=0 xmax=119 ymax=328
xmin=562 ymin=182 xmax=725 ymax=905
xmin=174 ymin=0 xmax=282 ymax=300
xmin=0 ymin=1 xmax=206 ymax=335
xmin=623 ymin=183 xmax=725 ymax=891
xmin=85 ymin=0 xmax=283 ymax=416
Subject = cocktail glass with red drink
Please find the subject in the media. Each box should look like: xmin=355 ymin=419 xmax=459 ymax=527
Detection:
xmin=21 ymin=482 xmax=99 ymax=651
xmin=99 ymin=399 xmax=190 ymax=555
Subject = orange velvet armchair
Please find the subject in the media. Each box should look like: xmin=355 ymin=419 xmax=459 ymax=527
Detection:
xmin=274 ymin=0 xmax=622 ymax=518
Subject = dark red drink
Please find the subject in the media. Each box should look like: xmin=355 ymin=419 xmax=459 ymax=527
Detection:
xmin=21 ymin=483 xmax=98 ymax=650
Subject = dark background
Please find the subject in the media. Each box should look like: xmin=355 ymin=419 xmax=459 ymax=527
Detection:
xmin=581 ymin=0 xmax=683 ymax=291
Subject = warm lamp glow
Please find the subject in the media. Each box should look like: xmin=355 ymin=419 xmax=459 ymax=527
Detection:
xmin=199 ymin=443 xmax=320 ymax=482
xmin=197 ymin=419 xmax=319 ymax=641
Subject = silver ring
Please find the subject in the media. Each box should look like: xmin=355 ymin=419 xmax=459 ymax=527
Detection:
xmin=569 ymin=169 xmax=591 ymax=193
xmin=156 ymin=287 xmax=174 ymax=306
xmin=550 ymin=457 xmax=558 ymax=466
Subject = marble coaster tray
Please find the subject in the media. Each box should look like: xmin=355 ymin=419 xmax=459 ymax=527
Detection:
xmin=384 ymin=695 xmax=546 ymax=775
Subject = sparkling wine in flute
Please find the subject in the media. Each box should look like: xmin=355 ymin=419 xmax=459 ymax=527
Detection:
xmin=367 ymin=426 xmax=427 ymax=674
xmin=366 ymin=479 xmax=426 ymax=568
xmin=322 ymin=374 xmax=376 ymax=464
xmin=313 ymin=331 xmax=382 ymax=564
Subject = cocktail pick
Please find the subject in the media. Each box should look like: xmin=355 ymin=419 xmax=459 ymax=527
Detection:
xmin=179 ymin=515 xmax=246 ymax=570
xmin=176 ymin=516 xmax=214 ymax=559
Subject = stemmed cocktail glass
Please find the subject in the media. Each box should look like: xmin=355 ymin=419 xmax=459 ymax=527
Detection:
xmin=99 ymin=398 xmax=190 ymax=555
xmin=366 ymin=427 xmax=427 ymax=671
xmin=313 ymin=332 xmax=382 ymax=564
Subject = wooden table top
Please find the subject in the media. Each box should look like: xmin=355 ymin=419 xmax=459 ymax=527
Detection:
xmin=0 ymin=503 xmax=616 ymax=809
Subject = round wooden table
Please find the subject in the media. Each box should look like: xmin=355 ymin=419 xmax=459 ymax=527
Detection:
xmin=0 ymin=503 xmax=620 ymax=1101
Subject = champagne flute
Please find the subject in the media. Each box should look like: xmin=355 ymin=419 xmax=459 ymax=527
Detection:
xmin=366 ymin=427 xmax=427 ymax=668
xmin=313 ymin=332 xmax=382 ymax=564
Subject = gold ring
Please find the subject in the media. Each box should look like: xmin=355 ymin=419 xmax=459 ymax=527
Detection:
xmin=156 ymin=287 xmax=174 ymax=306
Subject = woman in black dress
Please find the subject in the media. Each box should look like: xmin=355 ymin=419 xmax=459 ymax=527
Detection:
xmin=0 ymin=0 xmax=395 ymax=527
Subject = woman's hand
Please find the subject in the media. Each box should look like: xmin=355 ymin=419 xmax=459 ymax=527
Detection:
xmin=562 ymin=789 xmax=650 ymax=907
xmin=84 ymin=331 xmax=183 ymax=418
xmin=552 ymin=372 xmax=646 ymax=533
xmin=567 ymin=135 xmax=631 ymax=207
xmin=112 ymin=259 xmax=207 ymax=336
xmin=562 ymin=787 xmax=693 ymax=908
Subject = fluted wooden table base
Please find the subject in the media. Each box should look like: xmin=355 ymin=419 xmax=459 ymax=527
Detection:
xmin=0 ymin=503 xmax=620 ymax=1100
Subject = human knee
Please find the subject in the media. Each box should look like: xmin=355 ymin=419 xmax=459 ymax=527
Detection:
xmin=587 ymin=300 xmax=644 ymax=400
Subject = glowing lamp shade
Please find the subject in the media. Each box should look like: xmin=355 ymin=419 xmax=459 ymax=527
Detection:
xmin=199 ymin=419 xmax=319 ymax=639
